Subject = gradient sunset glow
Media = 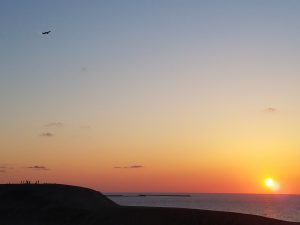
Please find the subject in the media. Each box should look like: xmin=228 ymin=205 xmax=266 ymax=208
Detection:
xmin=1 ymin=1 xmax=300 ymax=194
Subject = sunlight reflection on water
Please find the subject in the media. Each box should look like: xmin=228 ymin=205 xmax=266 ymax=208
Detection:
xmin=108 ymin=193 xmax=300 ymax=222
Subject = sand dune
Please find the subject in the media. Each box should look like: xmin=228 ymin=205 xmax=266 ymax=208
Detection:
xmin=0 ymin=184 xmax=298 ymax=225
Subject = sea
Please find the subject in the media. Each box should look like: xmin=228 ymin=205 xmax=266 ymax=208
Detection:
xmin=106 ymin=193 xmax=300 ymax=222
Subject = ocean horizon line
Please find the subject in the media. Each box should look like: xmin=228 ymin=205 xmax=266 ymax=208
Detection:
xmin=104 ymin=192 xmax=300 ymax=196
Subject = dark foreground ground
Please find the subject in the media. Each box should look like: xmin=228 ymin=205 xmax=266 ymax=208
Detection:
xmin=0 ymin=184 xmax=298 ymax=225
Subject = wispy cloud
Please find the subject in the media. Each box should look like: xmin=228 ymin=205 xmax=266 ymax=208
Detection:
xmin=45 ymin=122 xmax=64 ymax=128
xmin=264 ymin=107 xmax=278 ymax=113
xmin=40 ymin=132 xmax=54 ymax=137
xmin=114 ymin=165 xmax=144 ymax=169
xmin=80 ymin=125 xmax=91 ymax=129
xmin=27 ymin=166 xmax=49 ymax=170
xmin=0 ymin=165 xmax=13 ymax=170
xmin=129 ymin=165 xmax=144 ymax=168
xmin=0 ymin=170 xmax=6 ymax=173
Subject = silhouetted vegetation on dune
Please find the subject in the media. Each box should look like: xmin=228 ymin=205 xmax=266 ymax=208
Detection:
xmin=0 ymin=184 xmax=298 ymax=225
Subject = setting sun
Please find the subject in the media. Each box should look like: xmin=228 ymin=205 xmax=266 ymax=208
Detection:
xmin=264 ymin=178 xmax=280 ymax=192
xmin=265 ymin=178 xmax=274 ymax=187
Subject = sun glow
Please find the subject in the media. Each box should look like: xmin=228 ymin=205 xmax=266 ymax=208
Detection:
xmin=264 ymin=178 xmax=280 ymax=192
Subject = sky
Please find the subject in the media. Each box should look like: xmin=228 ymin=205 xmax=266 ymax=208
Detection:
xmin=1 ymin=0 xmax=300 ymax=194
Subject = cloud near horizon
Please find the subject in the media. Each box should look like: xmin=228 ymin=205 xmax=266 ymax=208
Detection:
xmin=264 ymin=107 xmax=278 ymax=113
xmin=0 ymin=170 xmax=6 ymax=173
xmin=0 ymin=165 xmax=14 ymax=170
xmin=114 ymin=165 xmax=144 ymax=169
xmin=45 ymin=122 xmax=64 ymax=128
xmin=40 ymin=132 xmax=54 ymax=137
xmin=27 ymin=166 xmax=49 ymax=170
xmin=0 ymin=164 xmax=14 ymax=170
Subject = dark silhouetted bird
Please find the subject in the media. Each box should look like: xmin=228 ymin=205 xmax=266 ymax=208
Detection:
xmin=42 ymin=31 xmax=51 ymax=35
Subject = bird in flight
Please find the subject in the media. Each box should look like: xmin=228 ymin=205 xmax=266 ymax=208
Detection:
xmin=42 ymin=31 xmax=51 ymax=35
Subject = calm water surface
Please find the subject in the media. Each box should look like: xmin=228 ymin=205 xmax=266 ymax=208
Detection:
xmin=107 ymin=193 xmax=300 ymax=222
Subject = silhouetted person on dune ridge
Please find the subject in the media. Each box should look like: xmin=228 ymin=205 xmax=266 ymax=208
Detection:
xmin=20 ymin=180 xmax=41 ymax=184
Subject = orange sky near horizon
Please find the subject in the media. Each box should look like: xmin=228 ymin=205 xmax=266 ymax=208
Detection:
xmin=1 ymin=109 xmax=299 ymax=194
